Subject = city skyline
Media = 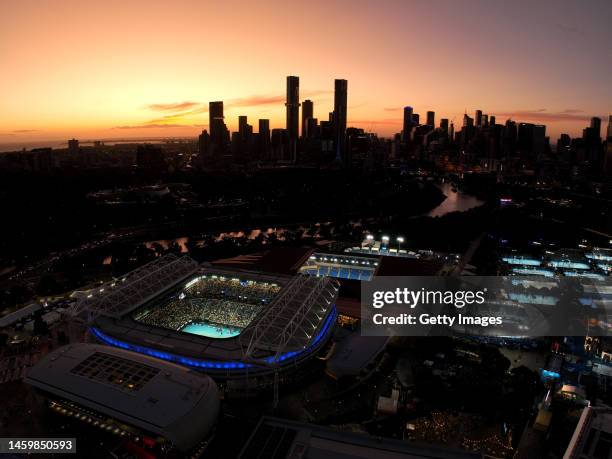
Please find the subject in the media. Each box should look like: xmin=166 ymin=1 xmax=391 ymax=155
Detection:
xmin=1 ymin=0 xmax=611 ymax=144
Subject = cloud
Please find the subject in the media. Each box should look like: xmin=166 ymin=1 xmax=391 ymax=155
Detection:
xmin=495 ymin=109 xmax=598 ymax=123
xmin=114 ymin=123 xmax=194 ymax=129
xmin=12 ymin=129 xmax=41 ymax=133
xmin=383 ymin=107 xmax=402 ymax=112
xmin=147 ymin=101 xmax=201 ymax=111
xmin=136 ymin=89 xmax=333 ymax=127
xmin=227 ymin=95 xmax=286 ymax=107
xmin=555 ymin=23 xmax=585 ymax=37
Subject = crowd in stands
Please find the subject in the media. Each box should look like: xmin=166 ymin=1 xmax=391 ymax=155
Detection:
xmin=185 ymin=276 xmax=280 ymax=304
xmin=134 ymin=276 xmax=281 ymax=331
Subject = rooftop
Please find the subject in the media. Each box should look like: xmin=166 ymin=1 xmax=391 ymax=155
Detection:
xmin=26 ymin=343 xmax=220 ymax=451
xmin=239 ymin=416 xmax=482 ymax=459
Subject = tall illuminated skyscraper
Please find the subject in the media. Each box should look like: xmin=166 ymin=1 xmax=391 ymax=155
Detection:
xmin=333 ymin=79 xmax=348 ymax=163
xmin=285 ymin=76 xmax=300 ymax=162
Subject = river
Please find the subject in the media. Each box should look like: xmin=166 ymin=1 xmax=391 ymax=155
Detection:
xmin=427 ymin=183 xmax=485 ymax=217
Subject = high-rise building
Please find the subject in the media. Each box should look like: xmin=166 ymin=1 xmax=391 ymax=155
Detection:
xmin=197 ymin=130 xmax=210 ymax=157
xmin=483 ymin=114 xmax=489 ymax=128
xmin=285 ymin=76 xmax=300 ymax=162
xmin=607 ymin=115 xmax=612 ymax=140
xmin=475 ymin=110 xmax=483 ymax=127
xmin=302 ymin=99 xmax=313 ymax=138
xmin=557 ymin=133 xmax=571 ymax=157
xmin=591 ymin=117 xmax=602 ymax=138
xmin=489 ymin=115 xmax=496 ymax=126
xmin=463 ymin=114 xmax=474 ymax=127
xmin=402 ymin=106 xmax=413 ymax=143
xmin=68 ymin=138 xmax=79 ymax=155
xmin=440 ymin=118 xmax=449 ymax=134
xmin=258 ymin=119 xmax=270 ymax=159
xmin=271 ymin=128 xmax=289 ymax=161
xmin=209 ymin=101 xmax=229 ymax=152
xmin=238 ymin=116 xmax=248 ymax=136
xmin=426 ymin=111 xmax=435 ymax=128
xmin=412 ymin=113 xmax=420 ymax=125
xmin=307 ymin=117 xmax=319 ymax=139
xmin=518 ymin=123 xmax=546 ymax=158
xmin=333 ymin=79 xmax=348 ymax=163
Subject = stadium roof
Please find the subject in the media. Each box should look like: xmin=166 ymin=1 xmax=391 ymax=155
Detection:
xmin=212 ymin=247 xmax=314 ymax=275
xmin=238 ymin=416 xmax=482 ymax=459
xmin=240 ymin=274 xmax=340 ymax=363
xmin=0 ymin=302 xmax=41 ymax=328
xmin=25 ymin=343 xmax=219 ymax=451
xmin=375 ymin=257 xmax=443 ymax=276
xmin=326 ymin=332 xmax=389 ymax=379
xmin=70 ymin=254 xmax=199 ymax=320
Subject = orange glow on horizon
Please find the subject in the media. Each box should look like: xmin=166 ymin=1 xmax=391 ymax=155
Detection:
xmin=1 ymin=0 xmax=610 ymax=146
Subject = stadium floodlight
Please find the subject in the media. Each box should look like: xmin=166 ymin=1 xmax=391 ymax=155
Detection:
xmin=382 ymin=235 xmax=389 ymax=242
xmin=397 ymin=236 xmax=404 ymax=252
xmin=396 ymin=237 xmax=404 ymax=243
xmin=366 ymin=234 xmax=374 ymax=240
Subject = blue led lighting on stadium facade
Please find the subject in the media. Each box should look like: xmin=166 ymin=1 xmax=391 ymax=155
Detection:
xmin=90 ymin=306 xmax=337 ymax=371
xmin=511 ymin=267 xmax=555 ymax=278
xmin=502 ymin=257 xmax=542 ymax=266
xmin=548 ymin=260 xmax=590 ymax=270
xmin=586 ymin=252 xmax=612 ymax=262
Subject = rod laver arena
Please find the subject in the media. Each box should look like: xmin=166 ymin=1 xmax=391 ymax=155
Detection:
xmin=68 ymin=255 xmax=340 ymax=389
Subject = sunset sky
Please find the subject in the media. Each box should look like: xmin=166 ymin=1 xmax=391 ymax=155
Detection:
xmin=1 ymin=0 xmax=610 ymax=147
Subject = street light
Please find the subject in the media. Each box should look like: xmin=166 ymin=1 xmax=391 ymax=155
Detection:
xmin=397 ymin=236 xmax=404 ymax=252
xmin=382 ymin=235 xmax=389 ymax=251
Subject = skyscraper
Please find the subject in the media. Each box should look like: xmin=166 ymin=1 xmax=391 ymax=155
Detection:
xmin=489 ymin=115 xmax=496 ymax=126
xmin=68 ymin=138 xmax=79 ymax=155
xmin=440 ymin=118 xmax=449 ymax=134
xmin=307 ymin=117 xmax=318 ymax=138
xmin=402 ymin=106 xmax=413 ymax=143
xmin=238 ymin=116 xmax=248 ymax=137
xmin=591 ymin=117 xmax=602 ymax=138
xmin=302 ymin=99 xmax=313 ymax=138
xmin=475 ymin=110 xmax=483 ymax=128
xmin=426 ymin=111 xmax=435 ymax=128
xmin=333 ymin=79 xmax=348 ymax=163
xmin=607 ymin=115 xmax=612 ymax=140
xmin=197 ymin=130 xmax=210 ymax=157
xmin=209 ymin=101 xmax=228 ymax=150
xmin=258 ymin=119 xmax=271 ymax=160
xmin=285 ymin=76 xmax=300 ymax=162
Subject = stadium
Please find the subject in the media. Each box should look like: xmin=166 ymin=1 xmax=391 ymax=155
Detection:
xmin=70 ymin=254 xmax=340 ymax=390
